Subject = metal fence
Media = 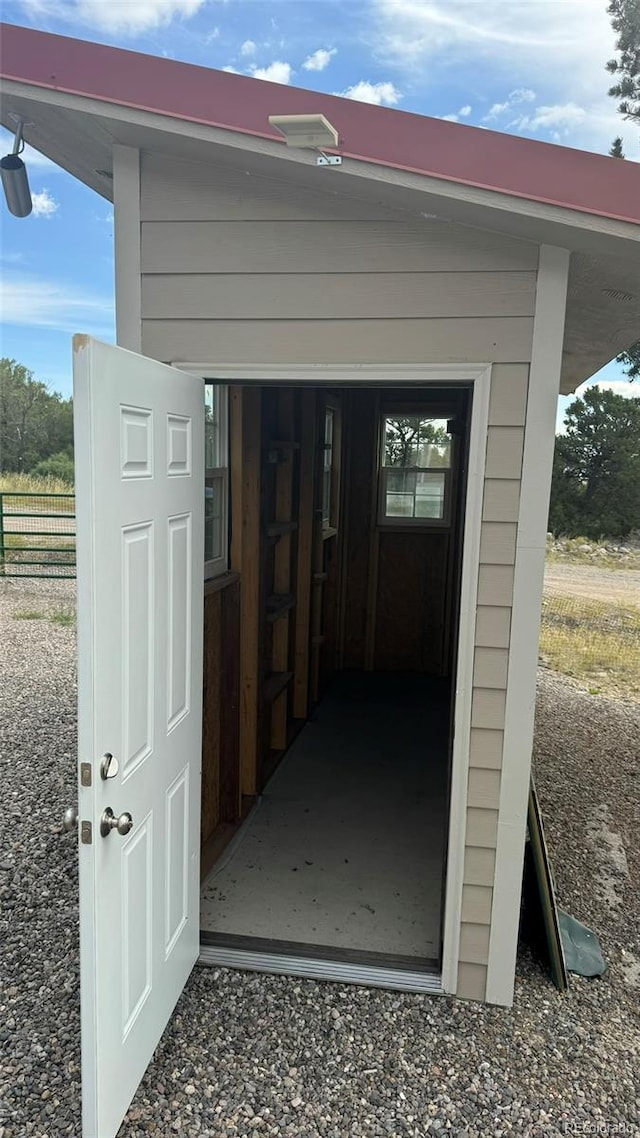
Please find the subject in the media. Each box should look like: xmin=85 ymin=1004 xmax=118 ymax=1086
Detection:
xmin=539 ymin=590 xmax=640 ymax=699
xmin=0 ymin=492 xmax=76 ymax=578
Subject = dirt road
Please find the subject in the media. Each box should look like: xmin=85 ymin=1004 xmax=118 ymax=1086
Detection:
xmin=543 ymin=562 xmax=640 ymax=605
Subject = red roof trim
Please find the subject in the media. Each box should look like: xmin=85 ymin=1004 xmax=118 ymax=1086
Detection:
xmin=2 ymin=22 xmax=640 ymax=227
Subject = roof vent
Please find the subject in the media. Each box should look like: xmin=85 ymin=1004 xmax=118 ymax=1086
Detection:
xmin=601 ymin=287 xmax=635 ymax=303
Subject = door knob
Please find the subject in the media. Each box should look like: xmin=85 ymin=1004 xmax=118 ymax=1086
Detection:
xmin=62 ymin=806 xmax=78 ymax=831
xmin=100 ymin=807 xmax=134 ymax=838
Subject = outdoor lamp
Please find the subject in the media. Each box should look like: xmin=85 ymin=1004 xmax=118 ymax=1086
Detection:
xmin=1 ymin=119 xmax=33 ymax=217
xmin=268 ymin=113 xmax=342 ymax=166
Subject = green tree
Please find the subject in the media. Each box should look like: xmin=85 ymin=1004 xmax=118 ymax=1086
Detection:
xmin=31 ymin=450 xmax=75 ymax=483
xmin=609 ymin=135 xmax=626 ymax=155
xmin=607 ymin=2 xmax=640 ymax=379
xmin=0 ymin=358 xmax=74 ymax=473
xmin=606 ymin=0 xmax=640 ymax=121
xmin=549 ymin=386 xmax=640 ymax=538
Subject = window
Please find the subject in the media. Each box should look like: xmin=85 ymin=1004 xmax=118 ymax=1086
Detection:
xmin=322 ymin=407 xmax=335 ymax=529
xmin=204 ymin=384 xmax=228 ymax=579
xmin=379 ymin=413 xmax=453 ymax=525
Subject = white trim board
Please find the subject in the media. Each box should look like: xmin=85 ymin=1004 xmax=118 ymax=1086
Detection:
xmin=485 ymin=245 xmax=570 ymax=1007
xmin=171 ymin=363 xmax=491 ymax=387
xmin=113 ymin=144 xmax=142 ymax=353
xmin=178 ymin=360 xmax=491 ymax=997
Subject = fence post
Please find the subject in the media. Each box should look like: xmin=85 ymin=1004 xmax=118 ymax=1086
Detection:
xmin=0 ymin=493 xmax=4 ymax=576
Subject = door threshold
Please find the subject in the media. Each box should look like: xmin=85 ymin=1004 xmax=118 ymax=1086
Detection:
xmin=198 ymin=931 xmax=443 ymax=994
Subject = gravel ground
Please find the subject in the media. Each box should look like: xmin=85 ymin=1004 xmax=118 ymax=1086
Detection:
xmin=1 ymin=579 xmax=639 ymax=1138
xmin=543 ymin=563 xmax=640 ymax=605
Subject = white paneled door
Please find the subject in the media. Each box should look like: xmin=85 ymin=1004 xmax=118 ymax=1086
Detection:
xmin=73 ymin=337 xmax=204 ymax=1138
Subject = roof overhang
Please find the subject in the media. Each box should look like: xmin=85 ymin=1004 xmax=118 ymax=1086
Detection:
xmin=1 ymin=25 xmax=639 ymax=394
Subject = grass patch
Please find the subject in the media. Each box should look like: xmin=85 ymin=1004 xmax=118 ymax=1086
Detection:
xmin=14 ymin=609 xmax=45 ymax=621
xmin=0 ymin=472 xmax=74 ymax=495
xmin=50 ymin=609 xmax=75 ymax=627
xmin=540 ymin=593 xmax=640 ymax=698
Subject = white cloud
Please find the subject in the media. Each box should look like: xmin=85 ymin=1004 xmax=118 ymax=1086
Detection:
xmin=484 ymin=88 xmax=536 ymax=122
xmin=577 ymin=378 xmax=638 ymax=399
xmin=373 ymin=0 xmax=612 ymax=70
xmin=240 ymin=40 xmax=257 ymax=57
xmin=302 ymin=48 xmax=337 ymax=72
xmin=336 ymin=81 xmax=401 ymax=106
xmin=1 ymin=272 xmax=114 ymax=334
xmin=250 ymin=61 xmax=293 ymax=84
xmin=512 ymin=102 xmax=588 ymax=133
xmin=20 ymin=0 xmax=206 ymax=35
xmin=371 ymin=0 xmax=635 ymax=153
xmin=442 ymin=103 xmax=473 ymax=122
xmin=31 ymin=189 xmax=59 ymax=218
xmin=222 ymin=65 xmax=240 ymax=74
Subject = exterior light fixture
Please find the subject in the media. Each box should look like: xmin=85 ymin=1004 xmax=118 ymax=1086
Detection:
xmin=1 ymin=118 xmax=33 ymax=217
xmin=268 ymin=113 xmax=342 ymax=166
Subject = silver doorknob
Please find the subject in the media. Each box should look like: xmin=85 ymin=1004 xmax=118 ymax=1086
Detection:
xmin=62 ymin=806 xmax=78 ymax=832
xmin=100 ymin=807 xmax=134 ymax=838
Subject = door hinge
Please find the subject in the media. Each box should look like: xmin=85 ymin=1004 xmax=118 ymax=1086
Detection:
xmin=80 ymin=762 xmax=92 ymax=787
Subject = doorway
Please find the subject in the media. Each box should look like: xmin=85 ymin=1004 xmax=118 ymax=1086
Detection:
xmin=199 ymin=381 xmax=472 ymax=981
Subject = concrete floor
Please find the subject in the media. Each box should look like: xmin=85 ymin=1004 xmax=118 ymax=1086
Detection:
xmin=200 ymin=673 xmax=450 ymax=960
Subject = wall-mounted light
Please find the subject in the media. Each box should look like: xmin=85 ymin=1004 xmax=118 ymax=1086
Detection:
xmin=268 ymin=113 xmax=342 ymax=166
xmin=1 ymin=118 xmax=33 ymax=218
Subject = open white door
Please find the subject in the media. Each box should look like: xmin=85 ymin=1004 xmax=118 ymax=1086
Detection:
xmin=73 ymin=336 xmax=204 ymax=1138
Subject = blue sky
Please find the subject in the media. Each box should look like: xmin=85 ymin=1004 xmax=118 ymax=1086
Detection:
xmin=0 ymin=0 xmax=638 ymax=430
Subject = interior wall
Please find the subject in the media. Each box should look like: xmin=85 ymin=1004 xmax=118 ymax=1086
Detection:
xmin=341 ymin=387 xmax=466 ymax=677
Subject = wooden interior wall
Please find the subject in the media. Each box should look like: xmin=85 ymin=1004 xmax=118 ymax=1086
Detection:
xmin=201 ymin=578 xmax=241 ymax=868
xmin=341 ymin=388 xmax=466 ymax=676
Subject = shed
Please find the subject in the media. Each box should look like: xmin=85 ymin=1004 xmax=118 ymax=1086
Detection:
xmin=2 ymin=23 xmax=639 ymax=1138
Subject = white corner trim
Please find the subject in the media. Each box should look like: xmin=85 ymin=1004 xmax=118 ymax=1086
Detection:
xmin=485 ymin=245 xmax=570 ymax=1007
xmin=440 ymin=364 xmax=491 ymax=996
xmin=113 ymin=145 xmax=142 ymax=353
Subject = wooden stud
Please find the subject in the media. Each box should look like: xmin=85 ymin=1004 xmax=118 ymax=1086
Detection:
xmin=293 ymin=390 xmax=316 ymax=719
xmin=238 ymin=387 xmax=262 ymax=797
xmin=269 ymin=390 xmax=296 ymax=751
xmin=364 ymin=392 xmax=382 ymax=671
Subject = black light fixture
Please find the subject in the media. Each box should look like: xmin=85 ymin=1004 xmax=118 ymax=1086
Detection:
xmin=1 ymin=118 xmax=33 ymax=218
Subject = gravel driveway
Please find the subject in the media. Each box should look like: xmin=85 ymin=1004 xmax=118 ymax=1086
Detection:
xmin=1 ymin=580 xmax=639 ymax=1138
xmin=543 ymin=562 xmax=640 ymax=605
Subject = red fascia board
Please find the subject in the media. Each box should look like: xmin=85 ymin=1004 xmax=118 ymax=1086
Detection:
xmin=2 ymin=22 xmax=640 ymax=227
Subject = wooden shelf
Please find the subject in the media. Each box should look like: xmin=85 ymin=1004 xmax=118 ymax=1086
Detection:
xmin=263 ymin=671 xmax=293 ymax=703
xmin=266 ymin=594 xmax=296 ymax=622
xmin=267 ymin=520 xmax=298 ymax=539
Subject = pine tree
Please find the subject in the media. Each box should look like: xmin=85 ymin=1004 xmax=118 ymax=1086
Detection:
xmin=606 ymin=0 xmax=640 ymax=120
xmin=609 ymin=135 xmax=626 ymax=155
xmin=607 ymin=2 xmax=640 ymax=379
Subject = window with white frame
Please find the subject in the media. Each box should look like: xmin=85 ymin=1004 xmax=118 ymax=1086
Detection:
xmin=379 ymin=412 xmax=453 ymax=525
xmin=322 ymin=406 xmax=335 ymax=530
xmin=204 ymin=384 xmax=229 ymax=579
